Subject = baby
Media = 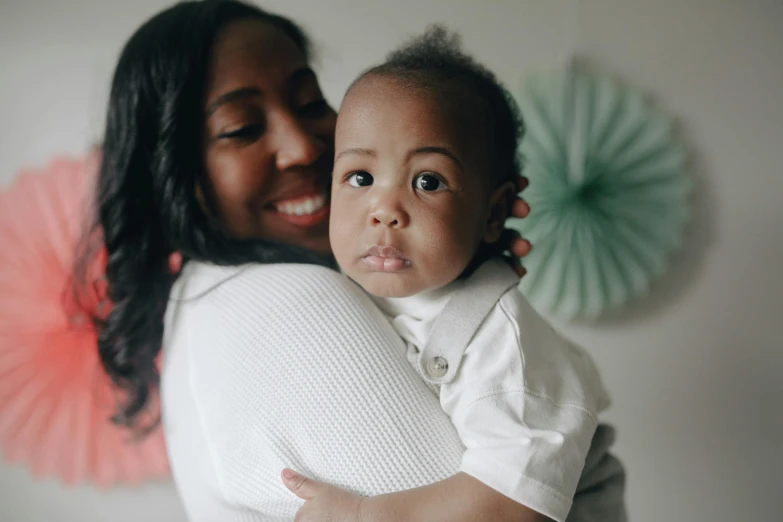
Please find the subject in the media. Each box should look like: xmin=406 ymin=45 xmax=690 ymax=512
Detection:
xmin=284 ymin=26 xmax=623 ymax=522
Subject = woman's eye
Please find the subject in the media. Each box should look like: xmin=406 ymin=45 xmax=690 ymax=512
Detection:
xmin=298 ymin=99 xmax=329 ymax=118
xmin=218 ymin=123 xmax=264 ymax=140
xmin=347 ymin=171 xmax=374 ymax=188
xmin=414 ymin=173 xmax=446 ymax=192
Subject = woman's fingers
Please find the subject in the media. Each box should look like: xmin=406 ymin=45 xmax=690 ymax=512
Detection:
xmin=506 ymin=174 xmax=532 ymax=278
xmin=517 ymin=174 xmax=529 ymax=193
xmin=511 ymin=198 xmax=531 ymax=219
xmin=499 ymin=228 xmax=532 ymax=279
xmin=500 ymin=229 xmax=532 ymax=258
xmin=510 ymin=235 xmax=532 ymax=258
xmin=509 ymin=257 xmax=528 ymax=278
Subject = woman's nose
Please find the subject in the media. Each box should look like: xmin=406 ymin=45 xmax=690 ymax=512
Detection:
xmin=273 ymin=113 xmax=326 ymax=171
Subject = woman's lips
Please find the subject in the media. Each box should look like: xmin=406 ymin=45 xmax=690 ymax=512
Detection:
xmin=361 ymin=246 xmax=412 ymax=272
xmin=268 ymin=192 xmax=329 ymax=227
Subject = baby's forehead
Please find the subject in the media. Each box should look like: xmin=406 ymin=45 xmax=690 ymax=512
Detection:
xmin=340 ymin=74 xmax=486 ymax=136
xmin=347 ymin=73 xmax=473 ymax=104
xmin=337 ymin=74 xmax=495 ymax=188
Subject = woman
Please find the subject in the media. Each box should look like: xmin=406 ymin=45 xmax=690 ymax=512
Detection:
xmin=80 ymin=1 xmax=624 ymax=521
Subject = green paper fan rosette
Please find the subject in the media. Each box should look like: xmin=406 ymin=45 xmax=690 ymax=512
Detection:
xmin=509 ymin=69 xmax=690 ymax=320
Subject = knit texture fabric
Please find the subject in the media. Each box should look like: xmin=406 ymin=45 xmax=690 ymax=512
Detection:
xmin=162 ymin=262 xmax=464 ymax=521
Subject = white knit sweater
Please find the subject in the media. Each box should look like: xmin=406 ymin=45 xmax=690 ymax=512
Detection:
xmin=162 ymin=262 xmax=465 ymax=521
xmin=161 ymin=262 xmax=626 ymax=522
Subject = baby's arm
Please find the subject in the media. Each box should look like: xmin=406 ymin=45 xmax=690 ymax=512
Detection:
xmin=434 ymin=288 xmax=607 ymax=522
xmin=354 ymin=285 xmax=604 ymax=522
xmin=282 ymin=468 xmax=550 ymax=522
xmin=282 ymin=288 xmax=603 ymax=522
xmin=361 ymin=298 xmax=604 ymax=522
xmin=358 ymin=471 xmax=552 ymax=522
xmin=347 ymin=296 xmax=583 ymax=522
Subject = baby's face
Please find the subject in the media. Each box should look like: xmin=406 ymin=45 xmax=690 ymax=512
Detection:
xmin=330 ymin=75 xmax=496 ymax=297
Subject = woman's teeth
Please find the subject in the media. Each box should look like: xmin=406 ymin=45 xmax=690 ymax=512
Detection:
xmin=274 ymin=194 xmax=326 ymax=216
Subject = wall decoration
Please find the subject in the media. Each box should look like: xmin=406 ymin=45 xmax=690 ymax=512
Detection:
xmin=509 ymin=67 xmax=690 ymax=319
xmin=0 ymin=152 xmax=170 ymax=486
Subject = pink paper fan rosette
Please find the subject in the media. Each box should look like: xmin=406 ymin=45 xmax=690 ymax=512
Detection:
xmin=0 ymin=152 xmax=170 ymax=486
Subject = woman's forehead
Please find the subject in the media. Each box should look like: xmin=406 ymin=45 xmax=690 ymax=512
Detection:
xmin=206 ymin=19 xmax=308 ymax=93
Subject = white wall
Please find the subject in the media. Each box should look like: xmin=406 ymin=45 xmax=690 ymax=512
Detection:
xmin=1 ymin=1 xmax=781 ymax=521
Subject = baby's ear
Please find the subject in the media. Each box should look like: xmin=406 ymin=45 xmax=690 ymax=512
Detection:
xmin=483 ymin=180 xmax=516 ymax=244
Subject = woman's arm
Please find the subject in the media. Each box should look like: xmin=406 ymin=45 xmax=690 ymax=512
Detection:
xmin=166 ymin=263 xmax=465 ymax=518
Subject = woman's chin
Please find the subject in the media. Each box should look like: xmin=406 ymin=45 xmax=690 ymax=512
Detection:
xmin=296 ymin=234 xmax=333 ymax=258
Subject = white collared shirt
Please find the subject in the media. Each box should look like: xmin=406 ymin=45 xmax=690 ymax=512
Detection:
xmin=373 ymin=260 xmax=611 ymax=522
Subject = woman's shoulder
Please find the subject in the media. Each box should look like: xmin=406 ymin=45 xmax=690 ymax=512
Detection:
xmin=171 ymin=261 xmax=348 ymax=302
xmin=167 ymin=261 xmax=370 ymax=339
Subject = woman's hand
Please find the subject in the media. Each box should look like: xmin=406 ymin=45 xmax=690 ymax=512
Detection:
xmin=504 ymin=175 xmax=533 ymax=277
xmin=282 ymin=469 xmax=364 ymax=522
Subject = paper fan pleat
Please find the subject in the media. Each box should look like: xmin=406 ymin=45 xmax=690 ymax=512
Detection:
xmin=511 ymin=68 xmax=691 ymax=320
xmin=0 ymin=152 xmax=170 ymax=486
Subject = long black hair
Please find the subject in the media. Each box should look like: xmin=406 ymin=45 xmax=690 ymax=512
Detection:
xmin=74 ymin=0 xmax=330 ymax=432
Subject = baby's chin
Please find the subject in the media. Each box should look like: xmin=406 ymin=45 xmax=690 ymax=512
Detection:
xmin=349 ymin=271 xmax=427 ymax=298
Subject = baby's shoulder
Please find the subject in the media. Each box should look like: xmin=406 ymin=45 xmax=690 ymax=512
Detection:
xmin=485 ymin=288 xmax=611 ymax=412
xmin=493 ymin=286 xmax=563 ymax=343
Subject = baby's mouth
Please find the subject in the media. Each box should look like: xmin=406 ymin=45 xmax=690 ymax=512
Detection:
xmin=361 ymin=245 xmax=412 ymax=272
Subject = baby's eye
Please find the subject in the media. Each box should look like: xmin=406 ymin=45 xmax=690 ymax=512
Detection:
xmin=347 ymin=171 xmax=374 ymax=187
xmin=414 ymin=173 xmax=446 ymax=192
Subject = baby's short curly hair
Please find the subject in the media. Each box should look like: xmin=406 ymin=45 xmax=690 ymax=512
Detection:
xmin=351 ymin=24 xmax=524 ymax=189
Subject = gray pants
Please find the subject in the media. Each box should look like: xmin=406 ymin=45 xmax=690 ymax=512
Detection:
xmin=568 ymin=424 xmax=628 ymax=522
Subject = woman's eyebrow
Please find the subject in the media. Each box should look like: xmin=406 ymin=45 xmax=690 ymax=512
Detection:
xmin=205 ymin=87 xmax=262 ymax=116
xmin=205 ymin=69 xmax=317 ymax=116
xmin=287 ymin=67 xmax=317 ymax=88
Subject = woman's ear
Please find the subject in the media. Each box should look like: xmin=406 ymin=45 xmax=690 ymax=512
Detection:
xmin=483 ymin=180 xmax=516 ymax=244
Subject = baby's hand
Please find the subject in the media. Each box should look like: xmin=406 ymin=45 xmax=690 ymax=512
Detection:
xmin=282 ymin=468 xmax=363 ymax=522
xmin=504 ymin=175 xmax=533 ymax=277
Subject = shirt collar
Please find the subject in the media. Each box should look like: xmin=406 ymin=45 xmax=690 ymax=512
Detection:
xmin=371 ymin=281 xmax=463 ymax=322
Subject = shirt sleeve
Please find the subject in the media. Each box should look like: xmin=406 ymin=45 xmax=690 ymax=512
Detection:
xmin=439 ymin=289 xmax=609 ymax=522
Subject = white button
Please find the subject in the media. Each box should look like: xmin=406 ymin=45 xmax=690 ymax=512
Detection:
xmin=426 ymin=356 xmax=449 ymax=378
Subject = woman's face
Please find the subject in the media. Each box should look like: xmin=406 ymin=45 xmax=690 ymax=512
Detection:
xmin=202 ymin=19 xmax=336 ymax=255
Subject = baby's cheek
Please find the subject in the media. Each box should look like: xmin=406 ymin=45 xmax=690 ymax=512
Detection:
xmin=444 ymin=215 xmax=481 ymax=257
xmin=329 ymin=218 xmax=360 ymax=271
xmin=329 ymin=228 xmax=351 ymax=268
xmin=422 ymin=226 xmax=474 ymax=281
